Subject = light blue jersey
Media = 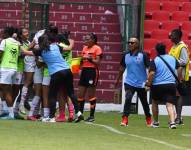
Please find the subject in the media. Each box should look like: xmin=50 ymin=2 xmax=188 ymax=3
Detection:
xmin=122 ymin=51 xmax=148 ymax=88
xmin=152 ymin=55 xmax=177 ymax=85
xmin=41 ymin=44 xmax=70 ymax=75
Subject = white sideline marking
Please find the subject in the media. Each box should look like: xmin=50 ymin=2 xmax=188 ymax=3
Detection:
xmin=85 ymin=122 xmax=191 ymax=150
xmin=85 ymin=122 xmax=125 ymax=135
xmin=182 ymin=134 xmax=191 ymax=137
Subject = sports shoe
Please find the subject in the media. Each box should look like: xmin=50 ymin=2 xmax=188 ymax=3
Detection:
xmin=1 ymin=114 xmax=15 ymax=120
xmin=19 ymin=104 xmax=26 ymax=115
xmin=85 ymin=116 xmax=95 ymax=122
xmin=48 ymin=118 xmax=56 ymax=123
xmin=120 ymin=116 xmax=128 ymax=126
xmin=27 ymin=116 xmax=37 ymax=121
xmin=33 ymin=114 xmax=41 ymax=120
xmin=146 ymin=116 xmax=152 ymax=127
xmin=41 ymin=117 xmax=51 ymax=122
xmin=55 ymin=115 xmax=66 ymax=122
xmin=68 ymin=116 xmax=74 ymax=122
xmin=152 ymin=121 xmax=160 ymax=128
xmin=74 ymin=114 xmax=84 ymax=123
xmin=175 ymin=118 xmax=184 ymax=125
xmin=0 ymin=111 xmax=9 ymax=118
xmin=169 ymin=122 xmax=176 ymax=129
xmin=14 ymin=113 xmax=25 ymax=120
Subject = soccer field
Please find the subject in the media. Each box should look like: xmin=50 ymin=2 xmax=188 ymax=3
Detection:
xmin=0 ymin=112 xmax=191 ymax=150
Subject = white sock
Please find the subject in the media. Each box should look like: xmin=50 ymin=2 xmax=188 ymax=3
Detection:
xmin=77 ymin=111 xmax=82 ymax=117
xmin=20 ymin=86 xmax=28 ymax=104
xmin=8 ymin=107 xmax=14 ymax=118
xmin=33 ymin=102 xmax=40 ymax=116
xmin=28 ymin=96 xmax=40 ymax=117
xmin=43 ymin=108 xmax=50 ymax=118
xmin=0 ymin=98 xmax=2 ymax=112
xmin=2 ymin=101 xmax=8 ymax=112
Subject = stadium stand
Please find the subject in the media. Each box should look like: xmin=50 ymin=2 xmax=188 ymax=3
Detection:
xmin=144 ymin=0 xmax=191 ymax=59
xmin=161 ymin=21 xmax=180 ymax=30
xmin=144 ymin=20 xmax=160 ymax=38
xmin=161 ymin=1 xmax=181 ymax=11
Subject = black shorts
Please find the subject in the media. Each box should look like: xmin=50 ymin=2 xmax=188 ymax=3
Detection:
xmin=79 ymin=67 xmax=99 ymax=87
xmin=151 ymin=83 xmax=177 ymax=104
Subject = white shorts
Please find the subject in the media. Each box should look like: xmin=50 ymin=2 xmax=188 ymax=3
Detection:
xmin=42 ymin=76 xmax=51 ymax=86
xmin=0 ymin=69 xmax=17 ymax=84
xmin=13 ymin=72 xmax=24 ymax=85
xmin=33 ymin=66 xmax=43 ymax=84
xmin=24 ymin=56 xmax=36 ymax=72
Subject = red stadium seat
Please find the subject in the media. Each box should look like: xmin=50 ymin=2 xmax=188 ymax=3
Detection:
xmin=171 ymin=11 xmax=190 ymax=21
xmin=181 ymin=21 xmax=191 ymax=31
xmin=145 ymin=1 xmax=161 ymax=12
xmin=152 ymin=11 xmax=170 ymax=21
xmin=161 ymin=1 xmax=181 ymax=11
xmin=161 ymin=21 xmax=180 ymax=30
xmin=145 ymin=1 xmax=161 ymax=19
xmin=181 ymin=30 xmax=191 ymax=40
xmin=184 ymin=40 xmax=191 ymax=50
xmin=144 ymin=38 xmax=158 ymax=50
xmin=171 ymin=0 xmax=191 ymax=2
xmin=182 ymin=2 xmax=191 ymax=12
xmin=151 ymin=29 xmax=170 ymax=39
xmin=160 ymin=39 xmax=173 ymax=52
xmin=144 ymin=38 xmax=158 ymax=60
xmin=144 ymin=20 xmax=160 ymax=38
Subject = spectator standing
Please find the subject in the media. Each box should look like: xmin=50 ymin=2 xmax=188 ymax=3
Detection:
xmin=146 ymin=43 xmax=182 ymax=129
xmin=169 ymin=29 xmax=190 ymax=125
xmin=115 ymin=37 xmax=152 ymax=127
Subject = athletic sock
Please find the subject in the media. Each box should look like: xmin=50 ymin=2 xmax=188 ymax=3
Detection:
xmin=8 ymin=107 xmax=14 ymax=118
xmin=43 ymin=108 xmax=50 ymax=118
xmin=89 ymin=98 xmax=96 ymax=117
xmin=20 ymin=86 xmax=28 ymax=105
xmin=78 ymin=98 xmax=85 ymax=114
xmin=28 ymin=96 xmax=40 ymax=117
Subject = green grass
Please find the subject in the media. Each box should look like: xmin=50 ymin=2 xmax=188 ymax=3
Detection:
xmin=0 ymin=112 xmax=191 ymax=150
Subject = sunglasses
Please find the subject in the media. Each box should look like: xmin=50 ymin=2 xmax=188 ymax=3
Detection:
xmin=128 ymin=41 xmax=136 ymax=45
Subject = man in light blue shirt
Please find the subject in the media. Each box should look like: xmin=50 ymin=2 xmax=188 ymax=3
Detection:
xmin=115 ymin=37 xmax=151 ymax=127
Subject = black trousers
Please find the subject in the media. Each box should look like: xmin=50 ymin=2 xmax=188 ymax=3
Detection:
xmin=123 ymin=83 xmax=151 ymax=117
xmin=48 ymin=69 xmax=79 ymax=118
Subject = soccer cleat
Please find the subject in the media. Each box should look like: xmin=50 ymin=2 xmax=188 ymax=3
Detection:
xmin=68 ymin=116 xmax=74 ymax=122
xmin=55 ymin=115 xmax=66 ymax=122
xmin=146 ymin=116 xmax=152 ymax=127
xmin=0 ymin=111 xmax=9 ymax=118
xmin=48 ymin=118 xmax=56 ymax=123
xmin=85 ymin=116 xmax=95 ymax=122
xmin=169 ymin=122 xmax=176 ymax=129
xmin=41 ymin=117 xmax=51 ymax=122
xmin=120 ymin=116 xmax=128 ymax=126
xmin=1 ymin=114 xmax=15 ymax=120
xmin=175 ymin=118 xmax=184 ymax=125
xmin=27 ymin=116 xmax=37 ymax=121
xmin=152 ymin=121 xmax=160 ymax=128
xmin=19 ymin=104 xmax=26 ymax=115
xmin=33 ymin=114 xmax=41 ymax=120
xmin=74 ymin=114 xmax=84 ymax=123
xmin=14 ymin=113 xmax=25 ymax=120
